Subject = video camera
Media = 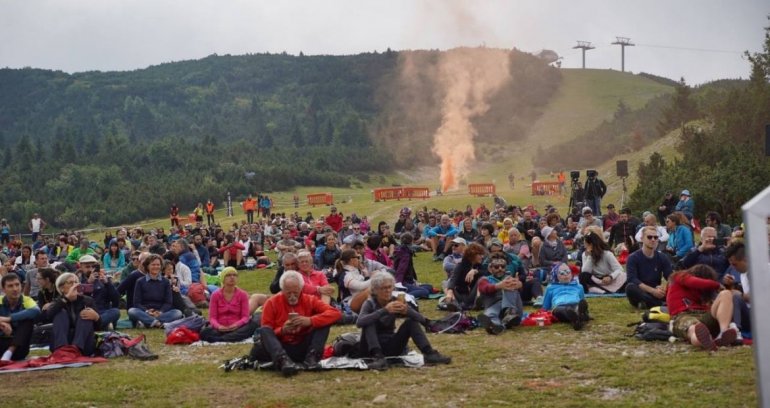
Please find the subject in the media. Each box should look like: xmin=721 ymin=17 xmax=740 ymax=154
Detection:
xmin=570 ymin=170 xmax=580 ymax=181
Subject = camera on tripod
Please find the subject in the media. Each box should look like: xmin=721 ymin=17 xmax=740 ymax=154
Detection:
xmin=570 ymin=170 xmax=580 ymax=181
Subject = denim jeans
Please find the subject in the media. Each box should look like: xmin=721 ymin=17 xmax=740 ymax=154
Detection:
xmin=483 ymin=289 xmax=523 ymax=325
xmin=98 ymin=308 xmax=121 ymax=330
xmin=128 ymin=308 xmax=183 ymax=327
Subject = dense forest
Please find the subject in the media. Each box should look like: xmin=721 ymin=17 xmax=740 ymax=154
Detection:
xmin=0 ymin=48 xmax=560 ymax=228
xmin=627 ymin=19 xmax=770 ymax=223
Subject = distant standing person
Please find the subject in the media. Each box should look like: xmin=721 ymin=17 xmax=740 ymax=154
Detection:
xmin=1 ymin=219 xmax=11 ymax=247
xmin=260 ymin=195 xmax=272 ymax=218
xmin=193 ymin=203 xmax=204 ymax=226
xmin=583 ymin=171 xmax=607 ymax=216
xmin=28 ymin=213 xmax=46 ymax=244
xmin=206 ymin=199 xmax=216 ymax=226
xmin=170 ymin=204 xmax=180 ymax=228
xmin=242 ymin=194 xmax=257 ymax=224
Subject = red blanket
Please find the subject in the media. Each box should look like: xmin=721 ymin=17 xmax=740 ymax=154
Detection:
xmin=0 ymin=345 xmax=108 ymax=370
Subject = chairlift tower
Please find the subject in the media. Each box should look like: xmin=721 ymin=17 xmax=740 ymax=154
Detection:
xmin=611 ymin=37 xmax=635 ymax=72
xmin=572 ymin=41 xmax=595 ymax=69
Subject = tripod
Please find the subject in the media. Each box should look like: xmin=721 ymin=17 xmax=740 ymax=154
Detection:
xmin=619 ymin=177 xmax=628 ymax=209
xmin=567 ymin=178 xmax=584 ymax=214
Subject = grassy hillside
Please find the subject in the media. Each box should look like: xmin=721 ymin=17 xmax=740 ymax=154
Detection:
xmin=87 ymin=69 xmax=678 ymax=233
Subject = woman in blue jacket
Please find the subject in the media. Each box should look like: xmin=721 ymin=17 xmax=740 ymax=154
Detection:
xmin=665 ymin=213 xmax=694 ymax=260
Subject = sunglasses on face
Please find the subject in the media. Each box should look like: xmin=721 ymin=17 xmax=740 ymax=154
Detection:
xmin=646 ymin=235 xmax=660 ymax=240
xmin=489 ymin=264 xmax=506 ymax=270
xmin=558 ymin=271 xmax=571 ymax=276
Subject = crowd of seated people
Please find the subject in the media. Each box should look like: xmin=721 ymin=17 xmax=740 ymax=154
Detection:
xmin=0 ymin=190 xmax=759 ymax=368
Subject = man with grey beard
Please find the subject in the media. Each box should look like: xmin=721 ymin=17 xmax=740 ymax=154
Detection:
xmin=252 ymin=271 xmax=341 ymax=376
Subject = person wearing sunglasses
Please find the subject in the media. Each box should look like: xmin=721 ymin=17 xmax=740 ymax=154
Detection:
xmin=626 ymin=226 xmax=673 ymax=309
xmin=476 ymin=255 xmax=524 ymax=335
xmin=542 ymin=263 xmax=590 ymax=330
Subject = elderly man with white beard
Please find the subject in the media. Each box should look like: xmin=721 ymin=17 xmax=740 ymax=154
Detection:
xmin=254 ymin=270 xmax=341 ymax=377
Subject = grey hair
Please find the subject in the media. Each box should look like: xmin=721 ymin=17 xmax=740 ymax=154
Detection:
xmin=55 ymin=272 xmax=77 ymax=296
xmin=369 ymin=271 xmax=395 ymax=292
xmin=279 ymin=270 xmax=305 ymax=291
xmin=282 ymin=252 xmax=298 ymax=264
xmin=296 ymin=250 xmax=313 ymax=260
xmin=700 ymin=226 xmax=716 ymax=239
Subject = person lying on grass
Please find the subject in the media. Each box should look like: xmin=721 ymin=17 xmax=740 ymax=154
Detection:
xmin=666 ymin=264 xmax=739 ymax=351
xmin=541 ymin=263 xmax=589 ymax=331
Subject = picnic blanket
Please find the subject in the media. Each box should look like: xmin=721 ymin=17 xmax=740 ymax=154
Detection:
xmin=190 ymin=338 xmax=254 ymax=347
xmin=0 ymin=345 xmax=108 ymax=373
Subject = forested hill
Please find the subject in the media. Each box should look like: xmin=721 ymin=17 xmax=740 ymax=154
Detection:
xmin=0 ymin=49 xmax=560 ymax=228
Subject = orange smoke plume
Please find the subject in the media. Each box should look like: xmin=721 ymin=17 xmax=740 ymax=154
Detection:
xmin=441 ymin=156 xmax=455 ymax=192
xmin=431 ymin=48 xmax=510 ymax=192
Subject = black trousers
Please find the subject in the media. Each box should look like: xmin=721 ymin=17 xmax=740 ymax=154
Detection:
xmin=0 ymin=319 xmax=34 ymax=361
xmin=625 ymin=283 xmax=664 ymax=309
xmin=52 ymin=310 xmax=96 ymax=356
xmin=257 ymin=325 xmax=330 ymax=363
xmin=359 ymin=318 xmax=432 ymax=357
xmin=200 ymin=321 xmax=259 ymax=343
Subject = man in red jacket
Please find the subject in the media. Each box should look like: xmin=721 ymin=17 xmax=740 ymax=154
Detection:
xmin=325 ymin=206 xmax=343 ymax=233
xmin=254 ymin=270 xmax=341 ymax=376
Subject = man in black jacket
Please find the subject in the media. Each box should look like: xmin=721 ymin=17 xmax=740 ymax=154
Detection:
xmin=583 ymin=171 xmax=607 ymax=216
xmin=608 ymin=209 xmax=639 ymax=250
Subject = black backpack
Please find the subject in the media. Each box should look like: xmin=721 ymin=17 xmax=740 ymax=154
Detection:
xmin=630 ymin=321 xmax=673 ymax=341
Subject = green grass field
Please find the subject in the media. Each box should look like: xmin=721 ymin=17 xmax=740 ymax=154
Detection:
xmin=3 ymin=250 xmax=756 ymax=407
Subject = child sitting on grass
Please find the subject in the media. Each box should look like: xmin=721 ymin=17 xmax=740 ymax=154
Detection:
xmin=542 ymin=263 xmax=590 ymax=330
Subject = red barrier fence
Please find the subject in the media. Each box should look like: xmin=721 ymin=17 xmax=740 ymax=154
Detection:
xmin=468 ymin=183 xmax=496 ymax=197
xmin=373 ymin=187 xmax=430 ymax=202
xmin=307 ymin=193 xmax=334 ymax=206
xmin=531 ymin=181 xmax=561 ymax=196
xmin=402 ymin=187 xmax=430 ymax=200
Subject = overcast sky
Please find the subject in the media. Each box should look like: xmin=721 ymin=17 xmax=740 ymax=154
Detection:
xmin=1 ymin=0 xmax=767 ymax=84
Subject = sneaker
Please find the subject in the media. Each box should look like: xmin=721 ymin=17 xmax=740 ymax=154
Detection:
xmin=501 ymin=309 xmax=521 ymax=329
xmin=432 ymin=254 xmax=440 ymax=262
xmin=693 ymin=322 xmax=717 ymax=351
xmin=437 ymin=253 xmax=446 ymax=261
xmin=423 ymin=350 xmax=452 ymax=365
xmin=367 ymin=357 xmax=388 ymax=371
xmin=565 ymin=308 xmax=583 ymax=331
xmin=532 ymin=296 xmax=544 ymax=307
xmin=715 ymin=327 xmax=738 ymax=348
xmin=478 ymin=313 xmax=503 ymax=335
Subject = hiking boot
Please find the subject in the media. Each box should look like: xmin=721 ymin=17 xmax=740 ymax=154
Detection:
xmin=693 ymin=322 xmax=717 ymax=352
xmin=577 ymin=299 xmax=590 ymax=322
xmin=478 ymin=313 xmax=503 ymax=335
xmin=367 ymin=356 xmax=388 ymax=371
xmin=423 ymin=350 xmax=452 ymax=365
xmin=501 ymin=309 xmax=521 ymax=329
xmin=715 ymin=327 xmax=738 ymax=348
xmin=438 ymin=253 xmax=446 ymax=261
xmin=565 ymin=308 xmax=583 ymax=331
xmin=277 ymin=355 xmax=300 ymax=377
xmin=303 ymin=350 xmax=322 ymax=371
